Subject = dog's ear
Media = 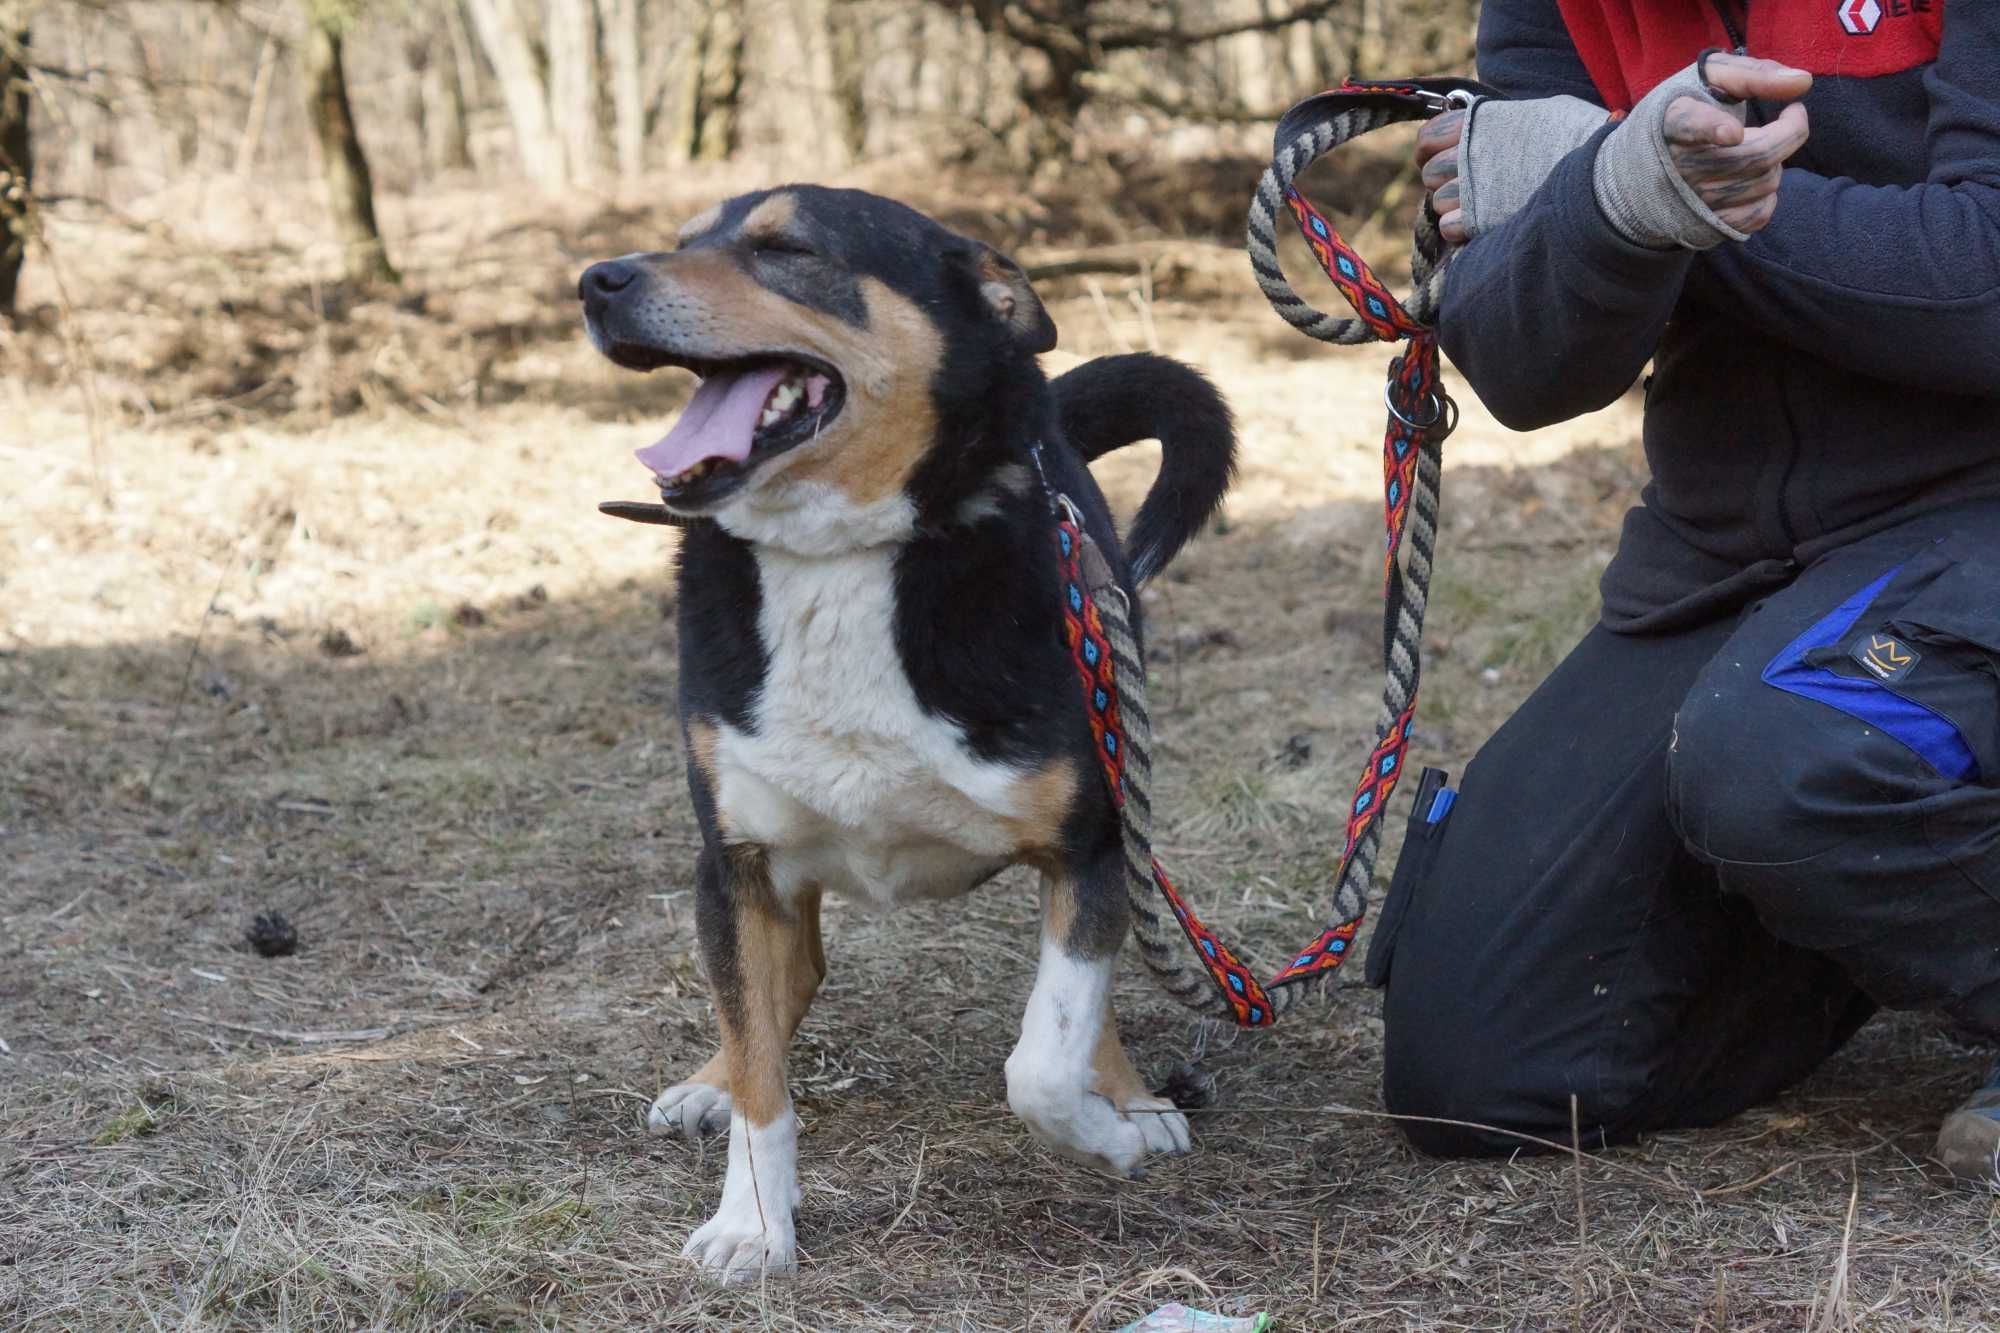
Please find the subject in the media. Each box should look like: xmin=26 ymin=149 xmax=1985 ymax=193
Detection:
xmin=958 ymin=243 xmax=1057 ymax=354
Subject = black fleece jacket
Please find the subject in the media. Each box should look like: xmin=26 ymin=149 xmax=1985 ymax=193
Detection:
xmin=1443 ymin=0 xmax=2000 ymax=632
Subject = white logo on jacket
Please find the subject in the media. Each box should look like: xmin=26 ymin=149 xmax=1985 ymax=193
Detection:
xmin=1838 ymin=0 xmax=1882 ymax=35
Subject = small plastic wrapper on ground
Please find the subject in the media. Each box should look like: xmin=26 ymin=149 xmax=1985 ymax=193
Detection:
xmin=1115 ymin=1304 xmax=1274 ymax=1333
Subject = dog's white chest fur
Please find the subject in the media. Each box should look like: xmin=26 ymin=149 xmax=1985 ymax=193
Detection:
xmin=711 ymin=547 xmax=1027 ymax=905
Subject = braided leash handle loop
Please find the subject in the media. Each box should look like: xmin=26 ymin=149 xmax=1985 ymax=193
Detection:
xmin=1247 ymin=79 xmax=1487 ymax=346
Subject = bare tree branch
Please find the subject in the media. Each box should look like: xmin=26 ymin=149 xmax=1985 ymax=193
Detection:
xmin=1098 ymin=0 xmax=1347 ymax=52
xmin=1078 ymin=69 xmax=1290 ymax=124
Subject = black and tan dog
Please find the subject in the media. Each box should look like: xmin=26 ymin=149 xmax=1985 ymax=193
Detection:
xmin=578 ymin=186 xmax=1235 ymax=1283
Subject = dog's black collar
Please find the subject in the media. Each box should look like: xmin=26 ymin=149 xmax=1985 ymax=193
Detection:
xmin=598 ymin=500 xmax=690 ymax=527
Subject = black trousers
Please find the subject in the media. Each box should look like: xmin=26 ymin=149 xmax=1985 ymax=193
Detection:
xmin=1373 ymin=500 xmax=2000 ymax=1157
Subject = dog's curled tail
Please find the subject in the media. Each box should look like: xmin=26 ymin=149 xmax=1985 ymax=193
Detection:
xmin=1053 ymin=354 xmax=1236 ymax=586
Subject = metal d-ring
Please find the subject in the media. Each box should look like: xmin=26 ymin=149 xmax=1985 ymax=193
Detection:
xmin=1383 ymin=380 xmax=1447 ymax=431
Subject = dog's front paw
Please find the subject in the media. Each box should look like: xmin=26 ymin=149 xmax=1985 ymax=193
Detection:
xmin=683 ymin=1209 xmax=797 ymax=1284
xmin=1008 ymin=1076 xmax=1150 ymax=1176
xmin=1119 ymin=1091 xmax=1193 ymax=1157
xmin=650 ymin=1080 xmax=732 ymax=1140
xmin=683 ymin=1110 xmax=802 ymax=1284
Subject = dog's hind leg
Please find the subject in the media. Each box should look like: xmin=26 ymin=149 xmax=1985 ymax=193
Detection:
xmin=1005 ymin=856 xmax=1192 ymax=1174
xmin=676 ymin=848 xmax=821 ymax=1283
xmin=650 ymin=883 xmax=824 ymax=1141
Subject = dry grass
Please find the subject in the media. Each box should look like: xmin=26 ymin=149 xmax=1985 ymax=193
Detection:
xmin=4 ymin=158 xmax=1998 ymax=1331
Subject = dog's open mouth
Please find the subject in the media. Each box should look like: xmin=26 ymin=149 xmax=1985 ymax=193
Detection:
xmin=616 ymin=349 xmax=846 ymax=507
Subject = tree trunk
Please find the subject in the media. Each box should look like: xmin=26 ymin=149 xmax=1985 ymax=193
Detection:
xmin=668 ymin=1 xmax=706 ymax=164
xmin=691 ymin=0 xmax=744 ymax=163
xmin=421 ymin=30 xmax=474 ymax=171
xmin=1012 ymin=44 xmax=1089 ymax=170
xmin=0 ymin=22 xmax=29 ymax=324
xmin=905 ymin=8 xmax=929 ymax=118
xmin=546 ymin=0 xmax=599 ymax=186
xmin=958 ymin=0 xmax=1090 ymax=169
xmin=301 ymin=13 xmax=398 ymax=286
xmin=824 ymin=0 xmax=866 ymax=162
xmin=962 ymin=18 xmax=990 ymax=127
xmin=1285 ymin=16 xmax=1317 ymax=94
xmin=443 ymin=1 xmax=480 ymax=170
xmin=602 ymin=0 xmax=646 ymax=177
xmin=464 ymin=0 xmax=564 ymax=188
xmin=1233 ymin=6 xmax=1276 ymax=114
xmin=1350 ymin=0 xmax=1385 ymax=73
xmin=235 ymin=33 xmax=277 ymax=176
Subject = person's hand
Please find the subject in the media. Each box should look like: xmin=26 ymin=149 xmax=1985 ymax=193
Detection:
xmin=1415 ymin=108 xmax=1469 ymax=244
xmin=1415 ymin=94 xmax=1610 ymax=246
xmin=1662 ymin=54 xmax=1812 ymax=235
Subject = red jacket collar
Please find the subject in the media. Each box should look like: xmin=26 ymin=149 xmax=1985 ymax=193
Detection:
xmin=1556 ymin=1 xmax=1734 ymax=111
xmin=1556 ymin=0 xmax=1945 ymax=111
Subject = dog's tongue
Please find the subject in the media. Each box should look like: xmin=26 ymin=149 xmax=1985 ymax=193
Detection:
xmin=634 ymin=364 xmax=788 ymax=479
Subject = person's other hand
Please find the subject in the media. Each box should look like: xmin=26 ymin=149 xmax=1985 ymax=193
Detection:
xmin=1416 ymin=94 xmax=1609 ymax=246
xmin=1663 ymin=55 xmax=1812 ymax=235
xmin=1415 ymin=108 xmax=1469 ymax=244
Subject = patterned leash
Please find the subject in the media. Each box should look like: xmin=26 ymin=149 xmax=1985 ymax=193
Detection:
xmin=1042 ymin=76 xmax=1488 ymax=1026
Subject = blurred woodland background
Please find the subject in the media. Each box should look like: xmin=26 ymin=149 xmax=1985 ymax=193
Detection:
xmin=0 ymin=0 xmax=1480 ymax=301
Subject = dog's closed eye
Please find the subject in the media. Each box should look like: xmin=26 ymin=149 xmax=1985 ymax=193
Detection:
xmin=753 ymin=235 xmax=818 ymax=258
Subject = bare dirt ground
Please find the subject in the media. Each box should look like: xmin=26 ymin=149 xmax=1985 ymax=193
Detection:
xmin=4 ymin=156 xmax=1997 ymax=1330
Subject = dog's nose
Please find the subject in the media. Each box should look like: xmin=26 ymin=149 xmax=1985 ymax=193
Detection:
xmin=578 ymin=258 xmax=642 ymax=301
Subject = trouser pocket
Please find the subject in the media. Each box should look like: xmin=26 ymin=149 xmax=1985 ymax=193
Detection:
xmin=1792 ymin=549 xmax=2000 ymax=784
xmin=1366 ymin=766 xmax=1454 ymax=989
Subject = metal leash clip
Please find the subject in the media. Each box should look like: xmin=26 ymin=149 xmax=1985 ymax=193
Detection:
xmin=1382 ymin=379 xmax=1458 ymax=436
xmin=1414 ymin=86 xmax=1480 ymax=116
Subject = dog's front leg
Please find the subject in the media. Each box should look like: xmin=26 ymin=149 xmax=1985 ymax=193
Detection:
xmin=679 ymin=847 xmax=819 ymax=1284
xmin=1005 ymin=857 xmax=1192 ymax=1175
xmin=652 ymin=885 xmax=823 ymax=1140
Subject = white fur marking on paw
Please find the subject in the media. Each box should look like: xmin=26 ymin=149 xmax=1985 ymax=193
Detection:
xmin=1005 ymin=941 xmax=1151 ymax=1176
xmin=683 ymin=1108 xmax=801 ymax=1284
xmin=1123 ymin=1093 xmax=1193 ymax=1156
xmin=650 ymin=1080 xmax=733 ymax=1140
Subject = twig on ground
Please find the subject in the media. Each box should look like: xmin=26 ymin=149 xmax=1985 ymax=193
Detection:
xmin=880 ymin=1131 xmax=926 ymax=1240
xmin=167 ymin=1014 xmax=391 ymax=1043
xmin=1572 ymin=1093 xmax=1589 ymax=1332
xmin=1702 ymin=1160 xmax=1801 ymax=1199
xmin=1809 ymin=1161 xmax=1862 ymax=1333
xmin=1073 ymin=1267 xmax=1216 ymax=1332
xmin=147 ymin=506 xmax=292 ymax=797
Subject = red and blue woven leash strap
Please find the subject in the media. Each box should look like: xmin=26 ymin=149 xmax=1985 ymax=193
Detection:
xmin=1252 ymin=77 xmax=1471 ymax=1007
xmin=1255 ymin=80 xmax=1470 ymax=1008
xmin=1264 ymin=332 xmax=1446 ymax=992
xmin=1052 ymin=508 xmax=1278 ymax=1027
xmin=1037 ymin=76 xmax=1473 ymax=1026
xmin=1048 ymin=237 xmax=1450 ymax=1023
